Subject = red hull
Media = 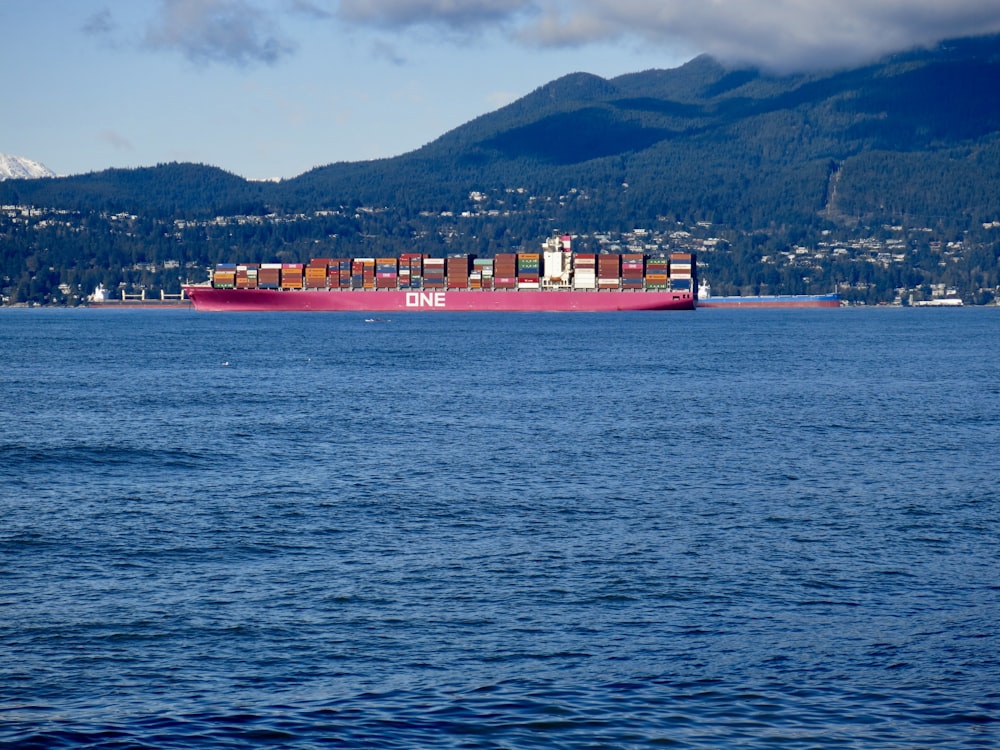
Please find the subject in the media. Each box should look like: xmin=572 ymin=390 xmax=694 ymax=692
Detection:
xmin=182 ymin=286 xmax=696 ymax=312
xmin=698 ymin=295 xmax=840 ymax=308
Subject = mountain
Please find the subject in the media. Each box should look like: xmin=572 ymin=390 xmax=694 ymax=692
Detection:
xmin=285 ymin=34 xmax=1000 ymax=230
xmin=0 ymin=153 xmax=56 ymax=180
xmin=13 ymin=32 xmax=995 ymax=227
xmin=5 ymin=34 xmax=1000 ymax=228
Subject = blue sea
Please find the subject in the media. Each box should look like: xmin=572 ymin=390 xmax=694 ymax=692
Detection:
xmin=1 ymin=307 xmax=998 ymax=748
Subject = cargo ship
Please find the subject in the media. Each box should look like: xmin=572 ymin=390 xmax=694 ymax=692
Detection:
xmin=183 ymin=236 xmax=696 ymax=312
xmin=697 ymin=282 xmax=840 ymax=308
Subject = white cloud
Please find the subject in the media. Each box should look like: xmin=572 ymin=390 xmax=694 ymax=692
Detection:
xmin=124 ymin=0 xmax=1000 ymax=72
xmin=144 ymin=0 xmax=296 ymax=66
xmin=332 ymin=0 xmax=1000 ymax=71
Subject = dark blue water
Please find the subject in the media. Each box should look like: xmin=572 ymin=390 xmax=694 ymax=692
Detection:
xmin=1 ymin=308 xmax=998 ymax=748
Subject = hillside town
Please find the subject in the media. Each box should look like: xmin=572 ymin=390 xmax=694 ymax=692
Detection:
xmin=5 ymin=187 xmax=998 ymax=306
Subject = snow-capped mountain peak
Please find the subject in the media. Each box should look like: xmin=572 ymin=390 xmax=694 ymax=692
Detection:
xmin=0 ymin=153 xmax=57 ymax=180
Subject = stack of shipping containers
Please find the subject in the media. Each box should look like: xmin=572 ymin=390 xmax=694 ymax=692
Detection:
xmin=350 ymin=259 xmax=373 ymax=289
xmin=396 ymin=255 xmax=408 ymax=288
xmin=645 ymin=257 xmax=670 ymax=290
xmin=325 ymin=260 xmax=338 ymax=289
xmin=517 ymin=253 xmax=540 ymax=289
xmin=235 ymin=264 xmax=258 ymax=289
xmin=213 ymin=264 xmax=237 ymax=288
xmin=423 ymin=258 xmax=445 ymax=289
xmin=446 ymin=256 xmax=471 ymax=289
xmin=305 ymin=260 xmax=329 ymax=289
xmin=330 ymin=259 xmax=348 ymax=289
xmin=258 ymin=263 xmax=281 ymax=289
xmin=598 ymin=255 xmax=621 ymax=289
xmin=376 ymin=258 xmax=398 ymax=289
xmin=337 ymin=259 xmax=352 ymax=288
xmin=472 ymin=258 xmax=493 ymax=290
xmin=399 ymin=253 xmax=423 ymax=289
xmin=280 ymin=263 xmax=304 ymax=290
xmin=494 ymin=254 xmax=517 ymax=289
xmin=572 ymin=255 xmax=597 ymax=289
xmin=621 ymin=253 xmax=644 ymax=290
xmin=669 ymin=252 xmax=694 ymax=290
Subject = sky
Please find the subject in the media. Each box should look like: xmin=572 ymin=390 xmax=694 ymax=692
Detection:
xmin=5 ymin=1 xmax=1000 ymax=181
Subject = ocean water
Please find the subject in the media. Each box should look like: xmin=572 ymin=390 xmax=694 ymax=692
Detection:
xmin=1 ymin=307 xmax=997 ymax=748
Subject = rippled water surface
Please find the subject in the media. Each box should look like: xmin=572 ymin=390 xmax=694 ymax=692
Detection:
xmin=2 ymin=308 xmax=998 ymax=748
